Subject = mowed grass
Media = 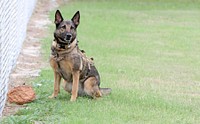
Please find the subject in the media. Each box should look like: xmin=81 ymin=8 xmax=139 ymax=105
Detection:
xmin=2 ymin=0 xmax=200 ymax=123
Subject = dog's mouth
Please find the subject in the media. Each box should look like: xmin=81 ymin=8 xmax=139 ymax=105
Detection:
xmin=57 ymin=33 xmax=73 ymax=48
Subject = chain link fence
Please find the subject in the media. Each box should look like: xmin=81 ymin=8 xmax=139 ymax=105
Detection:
xmin=0 ymin=0 xmax=37 ymax=117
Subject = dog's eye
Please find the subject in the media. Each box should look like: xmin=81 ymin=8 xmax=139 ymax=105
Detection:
xmin=61 ymin=25 xmax=66 ymax=29
xmin=70 ymin=26 xmax=75 ymax=29
xmin=60 ymin=25 xmax=66 ymax=33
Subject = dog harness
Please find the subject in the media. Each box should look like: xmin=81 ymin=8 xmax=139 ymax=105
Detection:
xmin=51 ymin=39 xmax=100 ymax=85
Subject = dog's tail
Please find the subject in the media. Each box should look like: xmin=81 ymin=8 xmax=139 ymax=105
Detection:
xmin=100 ymin=88 xmax=112 ymax=96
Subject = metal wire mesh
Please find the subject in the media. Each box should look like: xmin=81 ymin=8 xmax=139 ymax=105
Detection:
xmin=0 ymin=0 xmax=37 ymax=117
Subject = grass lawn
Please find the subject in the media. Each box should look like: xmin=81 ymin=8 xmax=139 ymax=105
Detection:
xmin=2 ymin=0 xmax=200 ymax=123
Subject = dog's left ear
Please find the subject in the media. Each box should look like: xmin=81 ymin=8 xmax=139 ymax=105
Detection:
xmin=71 ymin=11 xmax=80 ymax=28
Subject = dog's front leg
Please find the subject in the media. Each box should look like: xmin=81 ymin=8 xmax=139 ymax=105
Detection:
xmin=49 ymin=71 xmax=61 ymax=98
xmin=70 ymin=71 xmax=80 ymax=101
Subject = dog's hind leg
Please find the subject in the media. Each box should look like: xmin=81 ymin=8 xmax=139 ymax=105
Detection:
xmin=84 ymin=77 xmax=102 ymax=99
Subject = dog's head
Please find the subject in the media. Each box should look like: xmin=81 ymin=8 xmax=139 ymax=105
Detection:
xmin=54 ymin=10 xmax=80 ymax=45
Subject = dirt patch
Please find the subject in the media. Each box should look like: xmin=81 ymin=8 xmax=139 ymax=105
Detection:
xmin=2 ymin=0 xmax=59 ymax=117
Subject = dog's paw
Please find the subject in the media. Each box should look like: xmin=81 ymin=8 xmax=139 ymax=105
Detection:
xmin=48 ymin=94 xmax=57 ymax=99
xmin=70 ymin=96 xmax=77 ymax=102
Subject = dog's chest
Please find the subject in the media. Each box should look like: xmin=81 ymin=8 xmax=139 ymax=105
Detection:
xmin=57 ymin=60 xmax=73 ymax=82
xmin=51 ymin=53 xmax=82 ymax=82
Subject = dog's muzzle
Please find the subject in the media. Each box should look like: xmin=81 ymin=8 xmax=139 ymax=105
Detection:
xmin=65 ymin=33 xmax=72 ymax=41
xmin=63 ymin=33 xmax=72 ymax=48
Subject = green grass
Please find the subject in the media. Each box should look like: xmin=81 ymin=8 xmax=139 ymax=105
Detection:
xmin=2 ymin=0 xmax=200 ymax=123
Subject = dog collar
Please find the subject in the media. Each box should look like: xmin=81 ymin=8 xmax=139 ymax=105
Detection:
xmin=56 ymin=37 xmax=73 ymax=49
xmin=51 ymin=39 xmax=78 ymax=61
xmin=52 ymin=38 xmax=77 ymax=50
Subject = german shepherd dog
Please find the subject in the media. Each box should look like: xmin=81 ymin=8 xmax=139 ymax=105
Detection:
xmin=49 ymin=10 xmax=111 ymax=101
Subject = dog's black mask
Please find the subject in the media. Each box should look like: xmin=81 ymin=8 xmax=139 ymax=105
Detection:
xmin=54 ymin=10 xmax=80 ymax=45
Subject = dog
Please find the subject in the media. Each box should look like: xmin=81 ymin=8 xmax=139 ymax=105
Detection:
xmin=49 ymin=10 xmax=111 ymax=101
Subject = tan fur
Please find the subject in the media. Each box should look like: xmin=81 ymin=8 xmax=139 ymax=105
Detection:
xmin=50 ymin=39 xmax=80 ymax=101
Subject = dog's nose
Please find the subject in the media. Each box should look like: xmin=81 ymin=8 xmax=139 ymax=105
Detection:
xmin=66 ymin=33 xmax=72 ymax=40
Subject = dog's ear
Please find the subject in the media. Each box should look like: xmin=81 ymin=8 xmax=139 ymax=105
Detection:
xmin=55 ymin=10 xmax=63 ymax=27
xmin=71 ymin=11 xmax=80 ymax=28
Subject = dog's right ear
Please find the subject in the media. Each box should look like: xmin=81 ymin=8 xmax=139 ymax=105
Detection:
xmin=55 ymin=10 xmax=63 ymax=27
xmin=71 ymin=11 xmax=80 ymax=28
